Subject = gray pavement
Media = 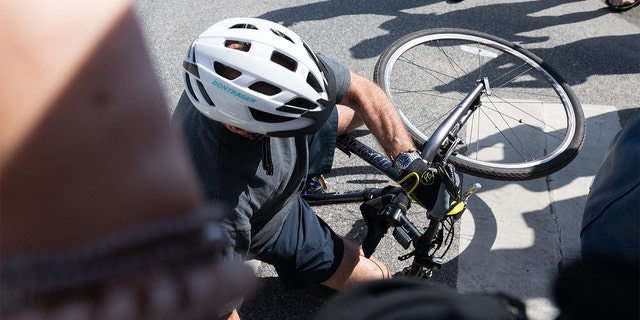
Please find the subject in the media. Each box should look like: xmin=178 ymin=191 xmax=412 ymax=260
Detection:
xmin=457 ymin=104 xmax=622 ymax=319
xmin=135 ymin=1 xmax=639 ymax=319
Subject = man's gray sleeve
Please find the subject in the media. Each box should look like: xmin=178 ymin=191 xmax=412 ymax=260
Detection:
xmin=318 ymin=54 xmax=351 ymax=103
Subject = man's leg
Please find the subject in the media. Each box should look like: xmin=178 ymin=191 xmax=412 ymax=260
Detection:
xmin=257 ymin=199 xmax=391 ymax=291
xmin=322 ymin=238 xmax=391 ymax=291
xmin=336 ymin=104 xmax=364 ymax=135
xmin=321 ymin=106 xmax=391 ymax=290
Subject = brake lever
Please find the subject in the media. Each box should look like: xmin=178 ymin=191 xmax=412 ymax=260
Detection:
xmin=360 ymin=194 xmax=393 ymax=258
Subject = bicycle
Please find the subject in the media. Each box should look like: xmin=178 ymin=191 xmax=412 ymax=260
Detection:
xmin=302 ymin=28 xmax=586 ymax=279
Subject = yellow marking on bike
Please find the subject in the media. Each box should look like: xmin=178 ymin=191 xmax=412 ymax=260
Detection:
xmin=397 ymin=172 xmax=420 ymax=193
xmin=447 ymin=201 xmax=466 ymax=216
xmin=420 ymin=170 xmax=436 ymax=185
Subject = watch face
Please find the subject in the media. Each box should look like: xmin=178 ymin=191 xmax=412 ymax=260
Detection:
xmin=396 ymin=154 xmax=411 ymax=169
xmin=395 ymin=152 xmax=419 ymax=169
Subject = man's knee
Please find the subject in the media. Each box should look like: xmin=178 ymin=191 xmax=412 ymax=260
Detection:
xmin=322 ymin=238 xmax=390 ymax=290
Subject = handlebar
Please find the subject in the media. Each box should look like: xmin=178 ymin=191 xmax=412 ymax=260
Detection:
xmin=318 ymin=129 xmax=483 ymax=279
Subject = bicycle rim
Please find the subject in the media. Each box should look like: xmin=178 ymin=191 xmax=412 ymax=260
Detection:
xmin=374 ymin=29 xmax=585 ymax=180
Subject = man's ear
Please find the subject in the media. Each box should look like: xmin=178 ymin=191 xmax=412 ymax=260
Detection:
xmin=224 ymin=124 xmax=256 ymax=139
xmin=224 ymin=124 xmax=241 ymax=134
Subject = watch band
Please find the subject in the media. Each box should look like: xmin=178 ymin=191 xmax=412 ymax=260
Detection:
xmin=393 ymin=151 xmax=421 ymax=170
xmin=392 ymin=149 xmax=418 ymax=161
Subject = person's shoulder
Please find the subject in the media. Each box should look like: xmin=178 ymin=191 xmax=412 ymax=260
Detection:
xmin=317 ymin=54 xmax=347 ymax=75
xmin=317 ymin=54 xmax=351 ymax=102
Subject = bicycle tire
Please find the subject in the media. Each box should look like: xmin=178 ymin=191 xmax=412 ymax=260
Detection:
xmin=374 ymin=28 xmax=585 ymax=180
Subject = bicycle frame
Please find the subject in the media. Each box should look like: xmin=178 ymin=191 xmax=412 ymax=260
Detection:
xmin=301 ymin=79 xmax=487 ymax=278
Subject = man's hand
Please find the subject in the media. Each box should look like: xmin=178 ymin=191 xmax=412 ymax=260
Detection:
xmin=396 ymin=159 xmax=442 ymax=211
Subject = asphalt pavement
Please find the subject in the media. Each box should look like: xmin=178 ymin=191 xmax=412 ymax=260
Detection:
xmin=135 ymin=1 xmax=639 ymax=319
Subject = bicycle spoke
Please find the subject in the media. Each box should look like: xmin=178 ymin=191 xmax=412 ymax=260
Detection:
xmin=484 ymin=94 xmax=568 ymax=142
xmin=398 ymin=55 xmax=458 ymax=84
xmin=477 ymin=100 xmax=536 ymax=162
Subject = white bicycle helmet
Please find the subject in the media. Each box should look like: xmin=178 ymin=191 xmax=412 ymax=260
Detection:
xmin=182 ymin=17 xmax=336 ymax=137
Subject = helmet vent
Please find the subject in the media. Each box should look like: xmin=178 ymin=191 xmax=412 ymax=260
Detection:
xmin=183 ymin=60 xmax=200 ymax=78
xmin=285 ymin=97 xmax=317 ymax=110
xmin=276 ymin=105 xmax=306 ymax=115
xmin=249 ymin=107 xmax=296 ymax=123
xmin=225 ymin=40 xmax=251 ymax=52
xmin=186 ymin=45 xmax=195 ymax=61
xmin=214 ymin=62 xmax=242 ymax=80
xmin=302 ymin=42 xmax=321 ymax=67
xmin=306 ymin=73 xmax=322 ymax=93
xmin=270 ymin=28 xmax=294 ymax=44
xmin=185 ymin=76 xmax=199 ymax=103
xmin=230 ymin=23 xmax=258 ymax=30
xmin=196 ymin=80 xmax=215 ymax=106
xmin=271 ymin=51 xmax=297 ymax=72
xmin=249 ymin=82 xmax=282 ymax=96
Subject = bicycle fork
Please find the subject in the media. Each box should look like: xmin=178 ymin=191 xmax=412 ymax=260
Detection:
xmin=421 ymin=78 xmax=487 ymax=163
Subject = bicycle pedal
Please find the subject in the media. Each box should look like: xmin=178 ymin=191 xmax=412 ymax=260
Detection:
xmin=398 ymin=250 xmax=415 ymax=261
xmin=303 ymin=175 xmax=328 ymax=194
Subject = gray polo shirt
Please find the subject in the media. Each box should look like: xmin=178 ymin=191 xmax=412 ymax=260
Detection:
xmin=172 ymin=55 xmax=350 ymax=258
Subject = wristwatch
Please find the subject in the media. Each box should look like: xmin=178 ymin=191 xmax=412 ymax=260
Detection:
xmin=393 ymin=151 xmax=421 ymax=171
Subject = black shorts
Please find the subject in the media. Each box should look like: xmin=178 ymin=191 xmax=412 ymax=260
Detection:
xmin=255 ymin=198 xmax=344 ymax=289
xmin=307 ymin=107 xmax=339 ymax=176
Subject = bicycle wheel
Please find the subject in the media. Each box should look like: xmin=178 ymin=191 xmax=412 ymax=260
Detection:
xmin=374 ymin=28 xmax=585 ymax=180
